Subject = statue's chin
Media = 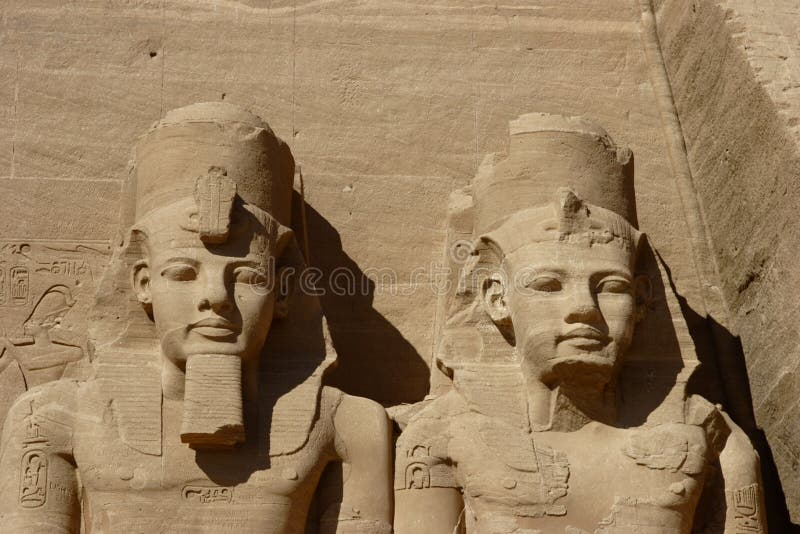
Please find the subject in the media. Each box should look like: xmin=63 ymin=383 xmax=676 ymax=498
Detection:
xmin=546 ymin=352 xmax=619 ymax=386
xmin=160 ymin=341 xmax=249 ymax=369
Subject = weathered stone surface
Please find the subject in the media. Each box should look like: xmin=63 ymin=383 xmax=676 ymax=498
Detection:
xmin=654 ymin=0 xmax=800 ymax=522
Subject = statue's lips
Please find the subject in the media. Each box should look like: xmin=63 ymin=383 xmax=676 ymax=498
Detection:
xmin=556 ymin=327 xmax=609 ymax=350
xmin=190 ymin=317 xmax=241 ymax=339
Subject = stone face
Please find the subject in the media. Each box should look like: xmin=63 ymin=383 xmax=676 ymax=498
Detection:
xmin=395 ymin=114 xmax=765 ymax=533
xmin=0 ymin=103 xmax=393 ymax=533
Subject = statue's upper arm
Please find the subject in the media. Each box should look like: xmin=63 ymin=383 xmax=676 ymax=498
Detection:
xmin=393 ymin=405 xmax=463 ymax=534
xmin=716 ymin=413 xmax=766 ymax=534
xmin=324 ymin=392 xmax=393 ymax=534
xmin=395 ymin=487 xmax=464 ymax=534
xmin=0 ymin=386 xmax=80 ymax=534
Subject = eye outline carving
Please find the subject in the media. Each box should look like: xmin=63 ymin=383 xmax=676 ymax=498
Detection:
xmin=160 ymin=262 xmax=198 ymax=282
xmin=526 ymin=274 xmax=563 ymax=294
xmin=232 ymin=266 xmax=268 ymax=287
xmin=595 ymin=276 xmax=631 ymax=295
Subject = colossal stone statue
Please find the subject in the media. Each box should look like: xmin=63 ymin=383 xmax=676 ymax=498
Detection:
xmin=0 ymin=102 xmax=392 ymax=533
xmin=394 ymin=114 xmax=766 ymax=533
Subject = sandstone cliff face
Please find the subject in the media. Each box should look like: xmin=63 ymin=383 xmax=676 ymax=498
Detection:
xmin=655 ymin=0 xmax=800 ymax=522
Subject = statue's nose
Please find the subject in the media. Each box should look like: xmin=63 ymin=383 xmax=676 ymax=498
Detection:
xmin=198 ymin=273 xmax=233 ymax=314
xmin=564 ymin=286 xmax=601 ymax=324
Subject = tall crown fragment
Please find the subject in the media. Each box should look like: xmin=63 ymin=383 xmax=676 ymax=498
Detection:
xmin=473 ymin=112 xmax=636 ymax=235
xmin=133 ymin=101 xmax=294 ymax=227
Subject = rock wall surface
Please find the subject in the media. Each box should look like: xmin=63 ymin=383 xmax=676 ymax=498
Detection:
xmin=654 ymin=0 xmax=800 ymax=523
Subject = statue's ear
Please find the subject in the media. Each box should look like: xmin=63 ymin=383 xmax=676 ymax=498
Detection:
xmin=131 ymin=259 xmax=152 ymax=310
xmin=634 ymin=274 xmax=652 ymax=323
xmin=481 ymin=273 xmax=511 ymax=330
xmin=271 ymin=226 xmax=297 ymax=321
xmin=272 ymin=265 xmax=293 ymax=320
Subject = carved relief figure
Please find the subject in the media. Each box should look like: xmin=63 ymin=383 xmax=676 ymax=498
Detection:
xmin=0 ymin=285 xmax=84 ymax=389
xmin=394 ymin=114 xmax=766 ymax=533
xmin=0 ymin=102 xmax=392 ymax=533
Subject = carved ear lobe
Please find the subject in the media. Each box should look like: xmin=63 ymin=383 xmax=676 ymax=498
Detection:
xmin=272 ymin=266 xmax=293 ymax=320
xmin=481 ymin=274 xmax=512 ymax=329
xmin=634 ymin=274 xmax=652 ymax=323
xmin=131 ymin=260 xmax=152 ymax=310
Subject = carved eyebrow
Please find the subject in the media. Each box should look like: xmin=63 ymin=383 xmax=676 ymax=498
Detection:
xmin=522 ymin=267 xmax=568 ymax=276
xmin=591 ymin=269 xmax=632 ymax=280
xmin=159 ymin=257 xmax=200 ymax=267
xmin=228 ymin=259 xmax=265 ymax=269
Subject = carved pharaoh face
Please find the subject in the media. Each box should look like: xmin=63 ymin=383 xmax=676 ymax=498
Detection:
xmin=480 ymin=193 xmax=648 ymax=388
xmin=131 ymin=198 xmax=285 ymax=370
xmin=505 ymin=241 xmax=639 ymax=385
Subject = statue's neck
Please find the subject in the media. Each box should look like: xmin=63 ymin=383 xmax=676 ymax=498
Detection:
xmin=526 ymin=377 xmax=617 ymax=432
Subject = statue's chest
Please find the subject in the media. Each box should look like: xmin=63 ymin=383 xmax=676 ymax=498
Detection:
xmin=73 ymin=405 xmax=331 ymax=504
xmin=449 ymin=419 xmax=710 ymax=532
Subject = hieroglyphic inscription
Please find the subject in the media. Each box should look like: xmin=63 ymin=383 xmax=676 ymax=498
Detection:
xmin=182 ymin=485 xmax=234 ymax=504
xmin=19 ymin=401 xmax=49 ymax=508
xmin=35 ymin=259 xmax=90 ymax=277
xmin=404 ymin=445 xmax=432 ymax=489
xmin=10 ymin=267 xmax=29 ymax=306
xmin=0 ymin=243 xmax=32 ymax=257
xmin=0 ymin=241 xmax=108 ymax=314
xmin=19 ymin=450 xmax=48 ymax=507
xmin=48 ymin=478 xmax=76 ymax=505
xmin=405 ymin=463 xmax=431 ymax=489
xmin=730 ymin=483 xmax=762 ymax=532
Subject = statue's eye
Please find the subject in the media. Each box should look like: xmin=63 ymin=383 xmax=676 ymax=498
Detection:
xmin=597 ymin=277 xmax=630 ymax=294
xmin=528 ymin=276 xmax=562 ymax=293
xmin=233 ymin=267 xmax=266 ymax=286
xmin=161 ymin=264 xmax=197 ymax=282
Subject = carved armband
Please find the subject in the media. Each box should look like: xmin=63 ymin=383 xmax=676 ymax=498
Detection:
xmin=727 ymin=483 xmax=763 ymax=533
xmin=395 ymin=432 xmax=456 ymax=491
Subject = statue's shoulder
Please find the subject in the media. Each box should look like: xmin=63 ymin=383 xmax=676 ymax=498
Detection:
xmin=8 ymin=378 xmax=81 ymax=415
xmin=321 ymin=386 xmax=391 ymax=463
xmin=397 ymin=391 xmax=465 ymax=451
xmin=2 ymin=379 xmax=81 ymax=446
xmin=685 ymin=394 xmax=760 ymax=471
xmin=394 ymin=392 xmax=463 ymax=491
xmin=684 ymin=394 xmax=733 ymax=456
xmin=410 ymin=390 xmax=467 ymax=423
xmin=324 ymin=386 xmax=388 ymax=433
xmin=622 ymin=395 xmax=739 ymax=476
